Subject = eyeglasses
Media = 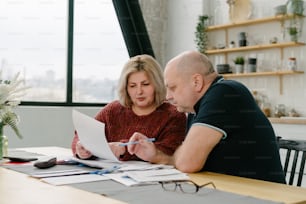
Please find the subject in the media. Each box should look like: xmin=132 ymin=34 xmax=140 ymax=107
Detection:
xmin=159 ymin=180 xmax=216 ymax=194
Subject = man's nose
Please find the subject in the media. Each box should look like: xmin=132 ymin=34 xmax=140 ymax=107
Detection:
xmin=166 ymin=91 xmax=173 ymax=101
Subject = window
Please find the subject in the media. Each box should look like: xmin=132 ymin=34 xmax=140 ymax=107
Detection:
xmin=73 ymin=0 xmax=129 ymax=103
xmin=0 ymin=0 xmax=129 ymax=104
xmin=0 ymin=0 xmax=68 ymax=102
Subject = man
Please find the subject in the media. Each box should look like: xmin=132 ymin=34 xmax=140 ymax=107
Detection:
xmin=128 ymin=50 xmax=286 ymax=184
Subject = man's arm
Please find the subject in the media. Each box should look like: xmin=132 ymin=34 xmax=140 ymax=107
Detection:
xmin=173 ymin=125 xmax=223 ymax=173
xmin=127 ymin=126 xmax=223 ymax=173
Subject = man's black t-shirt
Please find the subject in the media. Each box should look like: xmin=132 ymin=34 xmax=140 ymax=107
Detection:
xmin=187 ymin=76 xmax=286 ymax=184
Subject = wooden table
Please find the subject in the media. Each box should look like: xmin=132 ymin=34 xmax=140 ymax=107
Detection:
xmin=1 ymin=146 xmax=306 ymax=204
xmin=189 ymin=172 xmax=306 ymax=204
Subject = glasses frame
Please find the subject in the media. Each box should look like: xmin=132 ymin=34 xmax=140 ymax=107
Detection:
xmin=159 ymin=180 xmax=216 ymax=194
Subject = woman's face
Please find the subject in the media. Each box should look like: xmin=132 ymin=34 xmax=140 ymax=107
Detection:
xmin=127 ymin=71 xmax=155 ymax=109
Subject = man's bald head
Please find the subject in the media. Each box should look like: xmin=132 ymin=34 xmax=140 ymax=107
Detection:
xmin=165 ymin=50 xmax=215 ymax=79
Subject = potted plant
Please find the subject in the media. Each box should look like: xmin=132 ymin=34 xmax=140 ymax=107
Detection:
xmin=285 ymin=0 xmax=304 ymax=42
xmin=288 ymin=26 xmax=299 ymax=42
xmin=233 ymin=56 xmax=245 ymax=64
xmin=233 ymin=56 xmax=245 ymax=73
xmin=194 ymin=15 xmax=210 ymax=54
xmin=286 ymin=0 xmax=304 ymax=16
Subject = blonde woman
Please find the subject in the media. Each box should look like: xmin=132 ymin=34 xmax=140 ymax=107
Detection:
xmin=72 ymin=54 xmax=186 ymax=160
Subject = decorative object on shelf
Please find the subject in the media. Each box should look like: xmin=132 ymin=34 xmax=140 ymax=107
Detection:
xmin=288 ymin=26 xmax=299 ymax=42
xmin=246 ymin=58 xmax=257 ymax=73
xmin=233 ymin=56 xmax=245 ymax=73
xmin=0 ymin=70 xmax=28 ymax=160
xmin=216 ymin=64 xmax=231 ymax=74
xmin=227 ymin=0 xmax=252 ymax=23
xmin=238 ymin=32 xmax=247 ymax=47
xmin=286 ymin=0 xmax=304 ymax=16
xmin=229 ymin=41 xmax=235 ymax=48
xmin=288 ymin=108 xmax=300 ymax=117
xmin=287 ymin=57 xmax=297 ymax=70
xmin=285 ymin=0 xmax=304 ymax=42
xmin=274 ymin=4 xmax=287 ymax=16
xmin=274 ymin=104 xmax=287 ymax=118
xmin=195 ymin=15 xmax=210 ymax=54
xmin=269 ymin=37 xmax=278 ymax=44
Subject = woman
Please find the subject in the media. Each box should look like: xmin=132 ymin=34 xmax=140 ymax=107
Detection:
xmin=71 ymin=54 xmax=186 ymax=161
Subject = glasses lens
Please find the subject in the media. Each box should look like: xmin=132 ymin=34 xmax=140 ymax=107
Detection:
xmin=179 ymin=181 xmax=198 ymax=193
xmin=161 ymin=182 xmax=177 ymax=191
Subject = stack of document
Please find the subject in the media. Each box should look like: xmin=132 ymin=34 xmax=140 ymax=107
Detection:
xmin=32 ymin=110 xmax=188 ymax=186
xmin=105 ymin=168 xmax=189 ymax=186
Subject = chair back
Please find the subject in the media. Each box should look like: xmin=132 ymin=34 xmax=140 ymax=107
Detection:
xmin=278 ymin=138 xmax=306 ymax=187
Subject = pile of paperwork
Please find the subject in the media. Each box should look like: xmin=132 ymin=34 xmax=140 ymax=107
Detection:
xmin=32 ymin=110 xmax=189 ymax=186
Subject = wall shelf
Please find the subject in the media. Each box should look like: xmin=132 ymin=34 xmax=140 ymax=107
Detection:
xmin=206 ymin=42 xmax=305 ymax=55
xmin=206 ymin=15 xmax=304 ymax=31
xmin=269 ymin=117 xmax=306 ymax=125
xmin=205 ymin=15 xmax=305 ymax=95
xmin=222 ymin=70 xmax=304 ymax=78
xmin=222 ymin=70 xmax=304 ymax=94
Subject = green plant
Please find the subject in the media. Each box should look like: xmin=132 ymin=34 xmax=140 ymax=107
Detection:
xmin=194 ymin=15 xmax=210 ymax=54
xmin=233 ymin=56 xmax=245 ymax=65
xmin=286 ymin=0 xmax=304 ymax=16
xmin=288 ymin=26 xmax=298 ymax=35
xmin=0 ymin=70 xmax=28 ymax=139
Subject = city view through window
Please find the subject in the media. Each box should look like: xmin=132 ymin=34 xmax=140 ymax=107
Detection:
xmin=0 ymin=0 xmax=129 ymax=104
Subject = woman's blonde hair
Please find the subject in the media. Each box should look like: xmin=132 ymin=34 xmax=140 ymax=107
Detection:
xmin=118 ymin=54 xmax=166 ymax=108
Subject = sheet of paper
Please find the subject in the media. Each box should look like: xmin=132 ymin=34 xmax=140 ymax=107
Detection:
xmin=72 ymin=110 xmax=120 ymax=162
xmin=72 ymin=157 xmax=121 ymax=169
xmin=41 ymin=174 xmax=110 ymax=185
xmin=72 ymin=157 xmax=173 ymax=171
xmin=104 ymin=169 xmax=189 ymax=186
xmin=104 ymin=172 xmax=144 ymax=186
xmin=30 ymin=169 xmax=91 ymax=178
xmin=125 ymin=169 xmax=190 ymax=182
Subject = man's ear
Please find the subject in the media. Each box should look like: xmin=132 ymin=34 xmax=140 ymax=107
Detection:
xmin=192 ymin=74 xmax=204 ymax=92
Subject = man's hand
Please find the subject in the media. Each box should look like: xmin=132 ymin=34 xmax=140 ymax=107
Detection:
xmin=127 ymin=132 xmax=157 ymax=162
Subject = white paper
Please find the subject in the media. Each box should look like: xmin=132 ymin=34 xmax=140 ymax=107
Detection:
xmin=104 ymin=169 xmax=189 ymax=186
xmin=30 ymin=169 xmax=91 ymax=178
xmin=104 ymin=172 xmax=144 ymax=186
xmin=72 ymin=157 xmax=120 ymax=169
xmin=125 ymin=169 xmax=189 ymax=183
xmin=72 ymin=157 xmax=174 ymax=171
xmin=72 ymin=110 xmax=120 ymax=162
xmin=41 ymin=174 xmax=110 ymax=185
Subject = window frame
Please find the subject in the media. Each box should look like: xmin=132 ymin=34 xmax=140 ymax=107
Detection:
xmin=20 ymin=0 xmax=154 ymax=107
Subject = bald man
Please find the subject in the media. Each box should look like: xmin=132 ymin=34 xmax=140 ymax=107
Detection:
xmin=128 ymin=50 xmax=286 ymax=184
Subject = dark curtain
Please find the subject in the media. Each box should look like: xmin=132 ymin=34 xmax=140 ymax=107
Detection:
xmin=112 ymin=0 xmax=155 ymax=58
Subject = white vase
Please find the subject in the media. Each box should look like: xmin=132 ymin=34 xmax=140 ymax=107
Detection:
xmin=0 ymin=124 xmax=3 ymax=160
xmin=234 ymin=64 xmax=244 ymax=73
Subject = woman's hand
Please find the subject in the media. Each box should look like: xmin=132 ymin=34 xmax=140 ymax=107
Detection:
xmin=127 ymin=132 xmax=157 ymax=162
xmin=75 ymin=141 xmax=92 ymax=159
xmin=109 ymin=142 xmax=126 ymax=159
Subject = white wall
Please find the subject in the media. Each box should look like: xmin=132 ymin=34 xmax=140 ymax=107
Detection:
xmin=5 ymin=106 xmax=100 ymax=148
xmin=164 ymin=0 xmax=203 ymax=62
xmin=163 ymin=0 xmax=306 ymax=117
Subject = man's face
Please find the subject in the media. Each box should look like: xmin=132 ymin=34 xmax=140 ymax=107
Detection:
xmin=164 ymin=65 xmax=195 ymax=113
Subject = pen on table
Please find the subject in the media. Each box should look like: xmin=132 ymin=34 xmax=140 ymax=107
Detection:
xmin=119 ymin=138 xmax=156 ymax=146
xmin=90 ymin=166 xmax=120 ymax=175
